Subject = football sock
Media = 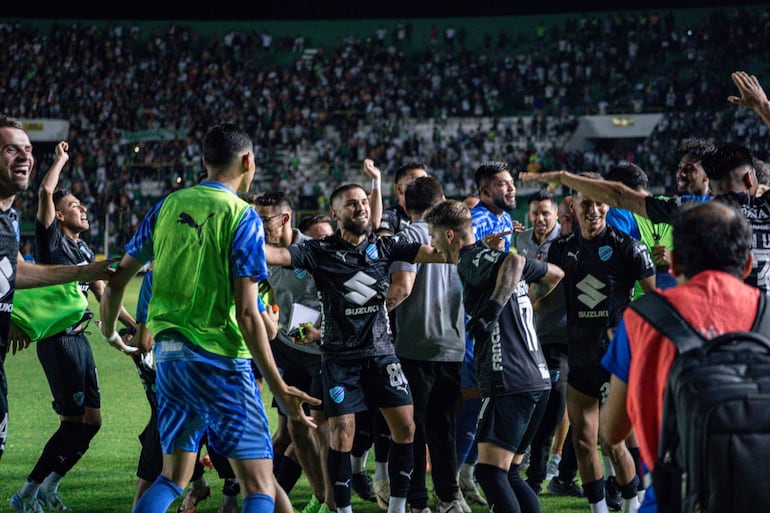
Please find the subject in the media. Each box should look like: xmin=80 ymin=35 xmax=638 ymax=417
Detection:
xmin=276 ymin=455 xmax=302 ymax=493
xmin=374 ymin=461 xmax=389 ymax=482
xmin=328 ymin=447 xmax=352 ymax=508
xmin=54 ymin=422 xmax=100 ymax=475
xmin=508 ymin=463 xmax=539 ymax=513
xmin=475 ymin=463 xmax=520 ymax=513
xmin=29 ymin=421 xmax=80 ymax=482
xmin=388 ymin=441 xmax=413 ymax=499
xmin=133 ymin=474 xmax=182 ymax=513
xmin=583 ymin=478 xmax=606 ymax=504
xmin=242 ymin=492 xmax=274 ymax=513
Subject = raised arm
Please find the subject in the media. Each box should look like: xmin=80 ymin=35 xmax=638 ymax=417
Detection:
xmin=363 ymin=158 xmax=383 ymax=232
xmin=36 ymin=141 xmax=70 ymax=229
xmin=728 ymin=71 xmax=770 ymax=128
xmin=520 ymin=171 xmax=650 ymax=218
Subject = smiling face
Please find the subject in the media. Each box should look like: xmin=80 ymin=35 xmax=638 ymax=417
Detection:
xmin=481 ymin=170 xmax=516 ymax=213
xmin=332 ymin=186 xmax=371 ymax=236
xmin=55 ymin=194 xmax=89 ymax=233
xmin=573 ymin=190 xmax=608 ymax=240
xmin=0 ymin=126 xmax=34 ymax=198
xmin=676 ymin=154 xmax=709 ymax=196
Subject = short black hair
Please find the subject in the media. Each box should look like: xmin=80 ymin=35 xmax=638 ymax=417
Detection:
xmin=527 ymin=189 xmax=555 ymax=206
xmin=678 ymin=138 xmax=716 ymax=161
xmin=672 ymin=200 xmax=751 ymax=279
xmin=701 ymin=143 xmax=754 ymax=182
xmin=474 ymin=161 xmax=513 ymax=190
xmin=606 ymin=162 xmax=649 ymax=191
xmin=394 ymin=161 xmax=428 ymax=184
xmin=52 ymin=189 xmax=72 ymax=209
xmin=298 ymin=214 xmax=333 ymax=234
xmin=330 ymin=183 xmax=366 ymax=208
xmin=254 ymin=191 xmax=293 ymax=211
xmin=405 ymin=176 xmax=444 ymax=215
xmin=202 ymin=123 xmax=253 ymax=168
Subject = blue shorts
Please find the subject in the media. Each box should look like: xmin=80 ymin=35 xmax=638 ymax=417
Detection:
xmin=154 ymin=335 xmax=272 ymax=460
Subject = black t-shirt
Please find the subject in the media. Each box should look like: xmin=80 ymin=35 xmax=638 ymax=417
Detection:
xmin=644 ymin=195 xmax=709 ymax=224
xmin=0 ymin=208 xmax=19 ymax=359
xmin=378 ymin=205 xmax=411 ymax=236
xmin=35 ymin=219 xmax=95 ymax=320
xmin=548 ymin=225 xmax=655 ymax=367
xmin=458 ymin=240 xmax=551 ymax=397
xmin=714 ymin=191 xmax=770 ymax=296
xmin=288 ymin=231 xmax=421 ymax=359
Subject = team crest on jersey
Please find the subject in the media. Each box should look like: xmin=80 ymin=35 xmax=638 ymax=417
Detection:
xmin=72 ymin=391 xmax=85 ymax=407
xmin=366 ymin=243 xmax=378 ymax=260
xmin=598 ymin=245 xmax=613 ymax=262
xmin=329 ymin=386 xmax=345 ymax=404
xmin=294 ymin=268 xmax=308 ymax=279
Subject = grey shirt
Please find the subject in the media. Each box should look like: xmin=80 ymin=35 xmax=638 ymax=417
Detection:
xmin=516 ymin=224 xmax=567 ymax=347
xmin=267 ymin=229 xmax=321 ymax=355
xmin=390 ymin=219 xmax=465 ymax=362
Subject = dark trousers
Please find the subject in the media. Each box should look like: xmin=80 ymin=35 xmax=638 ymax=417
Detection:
xmin=525 ymin=344 xmax=570 ymax=485
xmin=400 ymin=358 xmax=462 ymax=507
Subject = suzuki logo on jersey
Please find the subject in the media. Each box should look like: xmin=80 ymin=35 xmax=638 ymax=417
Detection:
xmin=0 ymin=256 xmax=13 ymax=299
xmin=576 ymin=274 xmax=607 ymax=309
xmin=343 ymin=271 xmax=378 ymax=305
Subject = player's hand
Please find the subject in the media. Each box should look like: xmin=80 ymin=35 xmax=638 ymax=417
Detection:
xmin=518 ymin=171 xmax=565 ymax=192
xmin=362 ymin=158 xmax=381 ymax=181
xmin=8 ymin=322 xmax=32 ymax=355
xmin=512 ymin=220 xmax=525 ymax=233
xmin=101 ymin=329 xmax=138 ymax=354
xmin=293 ymin=322 xmax=320 ymax=346
xmin=483 ymin=231 xmax=512 ymax=251
xmin=54 ymin=141 xmax=70 ymax=163
xmin=467 ymin=300 xmax=504 ymax=343
xmin=652 ymin=244 xmax=672 ymax=268
xmin=728 ymin=71 xmax=769 ymax=112
xmin=276 ymin=386 xmax=322 ymax=429
xmin=77 ymin=258 xmax=119 ymax=283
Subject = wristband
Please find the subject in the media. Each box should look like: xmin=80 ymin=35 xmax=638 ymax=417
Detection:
xmin=371 ymin=178 xmax=381 ymax=190
xmin=102 ymin=331 xmax=119 ymax=343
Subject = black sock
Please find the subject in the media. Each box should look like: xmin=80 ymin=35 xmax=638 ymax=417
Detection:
xmin=54 ymin=423 xmax=100 ymax=475
xmin=30 ymin=422 xmax=81 ymax=482
xmin=475 ymin=463 xmax=520 ymax=513
xmin=328 ymin=448 xmax=352 ymax=508
xmin=508 ymin=463 xmax=540 ymax=513
xmin=276 ymin=455 xmax=303 ymax=493
xmin=582 ymin=478 xmax=605 ymax=504
xmin=222 ymin=477 xmax=240 ymax=496
xmin=619 ymin=475 xmax=639 ymax=500
xmin=627 ymin=447 xmax=644 ymax=491
xmin=388 ymin=441 xmax=413 ymax=499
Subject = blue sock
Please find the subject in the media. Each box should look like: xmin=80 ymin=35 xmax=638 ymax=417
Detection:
xmin=133 ymin=475 xmax=182 ymax=513
xmin=242 ymin=493 xmax=275 ymax=513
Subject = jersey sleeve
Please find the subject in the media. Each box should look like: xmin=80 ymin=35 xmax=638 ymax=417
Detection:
xmin=521 ymin=256 xmax=548 ymax=284
xmin=288 ymin=240 xmax=317 ymax=273
xmin=231 ymin=208 xmax=268 ymax=281
xmin=135 ymin=270 xmax=153 ymax=323
xmin=126 ymin=198 xmax=165 ymax=263
xmin=628 ymin=238 xmax=656 ymax=280
xmin=601 ymin=319 xmax=631 ymax=383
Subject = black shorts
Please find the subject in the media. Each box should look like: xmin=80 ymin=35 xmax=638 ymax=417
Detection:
xmin=271 ymin=336 xmax=323 ymax=414
xmin=36 ymin=332 xmax=100 ymax=416
xmin=568 ymin=365 xmax=611 ymax=402
xmin=321 ymin=353 xmax=412 ymax=418
xmin=136 ymin=413 xmax=162 ymax=481
xmin=476 ymin=390 xmax=550 ymax=454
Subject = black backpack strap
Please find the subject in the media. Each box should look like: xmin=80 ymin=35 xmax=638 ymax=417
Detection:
xmin=750 ymin=293 xmax=770 ymax=334
xmin=628 ymin=291 xmax=705 ymax=353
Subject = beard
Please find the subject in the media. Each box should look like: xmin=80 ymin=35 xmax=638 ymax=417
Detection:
xmin=342 ymin=215 xmax=371 ymax=236
xmin=493 ymin=196 xmax=515 ymax=213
